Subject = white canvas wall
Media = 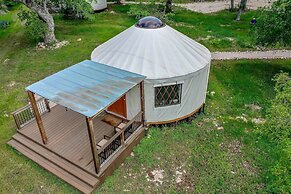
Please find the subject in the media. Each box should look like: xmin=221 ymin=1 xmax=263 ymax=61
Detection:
xmin=126 ymin=84 xmax=141 ymax=120
xmin=144 ymin=64 xmax=210 ymax=124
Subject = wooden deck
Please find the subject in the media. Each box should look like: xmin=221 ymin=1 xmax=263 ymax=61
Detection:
xmin=8 ymin=105 xmax=145 ymax=193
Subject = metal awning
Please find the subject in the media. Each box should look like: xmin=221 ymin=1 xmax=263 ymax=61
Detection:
xmin=26 ymin=60 xmax=146 ymax=117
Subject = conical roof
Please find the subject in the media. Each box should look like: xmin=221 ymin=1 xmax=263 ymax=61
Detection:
xmin=91 ymin=17 xmax=211 ymax=80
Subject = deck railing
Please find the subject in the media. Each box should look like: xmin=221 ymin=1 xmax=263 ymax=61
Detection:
xmin=12 ymin=98 xmax=50 ymax=129
xmin=97 ymin=131 xmax=122 ymax=165
xmin=97 ymin=111 xmax=143 ymax=165
xmin=123 ymin=112 xmax=143 ymax=141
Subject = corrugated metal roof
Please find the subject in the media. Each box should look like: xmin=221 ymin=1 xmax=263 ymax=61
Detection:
xmin=26 ymin=60 xmax=146 ymax=117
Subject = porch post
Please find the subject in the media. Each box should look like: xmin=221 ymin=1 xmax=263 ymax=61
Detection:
xmin=140 ymin=81 xmax=145 ymax=125
xmin=85 ymin=117 xmax=100 ymax=174
xmin=27 ymin=91 xmax=48 ymax=144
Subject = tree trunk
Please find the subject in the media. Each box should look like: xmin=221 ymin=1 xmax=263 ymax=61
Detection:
xmin=165 ymin=0 xmax=172 ymax=13
xmin=22 ymin=0 xmax=57 ymax=44
xmin=230 ymin=0 xmax=234 ymax=11
xmin=236 ymin=0 xmax=247 ymax=21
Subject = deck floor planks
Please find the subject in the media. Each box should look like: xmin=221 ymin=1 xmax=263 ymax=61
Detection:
xmin=19 ymin=105 xmax=117 ymax=175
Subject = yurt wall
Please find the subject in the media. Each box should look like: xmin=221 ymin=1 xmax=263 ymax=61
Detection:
xmin=144 ymin=64 xmax=210 ymax=124
xmin=126 ymin=84 xmax=141 ymax=120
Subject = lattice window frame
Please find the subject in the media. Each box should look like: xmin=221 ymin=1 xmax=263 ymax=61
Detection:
xmin=154 ymin=84 xmax=182 ymax=107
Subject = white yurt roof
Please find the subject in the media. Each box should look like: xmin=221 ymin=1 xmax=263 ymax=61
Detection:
xmin=91 ymin=17 xmax=211 ymax=80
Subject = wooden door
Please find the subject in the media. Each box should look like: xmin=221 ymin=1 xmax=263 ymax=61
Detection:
xmin=108 ymin=95 xmax=127 ymax=118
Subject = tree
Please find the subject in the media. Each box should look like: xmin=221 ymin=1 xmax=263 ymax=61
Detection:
xmin=18 ymin=0 xmax=92 ymax=44
xmin=20 ymin=0 xmax=56 ymax=44
xmin=230 ymin=0 xmax=235 ymax=11
xmin=251 ymin=0 xmax=291 ymax=46
xmin=165 ymin=0 xmax=172 ymax=13
xmin=236 ymin=0 xmax=247 ymax=21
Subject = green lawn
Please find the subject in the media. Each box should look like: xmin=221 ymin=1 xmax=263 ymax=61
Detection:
xmin=0 ymin=4 xmax=290 ymax=193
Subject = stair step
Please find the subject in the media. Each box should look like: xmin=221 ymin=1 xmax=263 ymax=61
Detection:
xmin=8 ymin=139 xmax=94 ymax=194
xmin=12 ymin=133 xmax=98 ymax=187
xmin=8 ymin=132 xmax=100 ymax=194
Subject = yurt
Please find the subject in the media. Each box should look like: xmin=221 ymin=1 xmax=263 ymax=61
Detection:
xmin=91 ymin=16 xmax=211 ymax=124
xmin=90 ymin=0 xmax=107 ymax=11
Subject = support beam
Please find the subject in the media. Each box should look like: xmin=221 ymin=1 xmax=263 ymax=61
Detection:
xmin=85 ymin=117 xmax=100 ymax=174
xmin=27 ymin=91 xmax=48 ymax=144
xmin=140 ymin=81 xmax=145 ymax=125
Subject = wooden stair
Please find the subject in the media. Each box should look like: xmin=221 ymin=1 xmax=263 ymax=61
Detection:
xmin=8 ymin=132 xmax=99 ymax=194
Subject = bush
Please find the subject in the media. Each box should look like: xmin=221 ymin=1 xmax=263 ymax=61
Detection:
xmin=128 ymin=1 xmax=174 ymax=21
xmin=251 ymin=0 xmax=291 ymax=46
xmin=265 ymin=72 xmax=291 ymax=144
xmin=61 ymin=0 xmax=93 ymax=20
xmin=0 ymin=20 xmax=10 ymax=29
xmin=18 ymin=10 xmax=47 ymax=42
xmin=261 ymin=72 xmax=291 ymax=193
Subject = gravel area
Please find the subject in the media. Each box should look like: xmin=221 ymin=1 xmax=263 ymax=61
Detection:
xmin=177 ymin=0 xmax=275 ymax=13
xmin=212 ymin=50 xmax=291 ymax=60
xmin=120 ymin=0 xmax=275 ymax=13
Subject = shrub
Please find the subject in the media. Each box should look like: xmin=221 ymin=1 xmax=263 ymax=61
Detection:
xmin=128 ymin=1 xmax=174 ymax=21
xmin=18 ymin=10 xmax=47 ymax=42
xmin=265 ymin=72 xmax=291 ymax=144
xmin=251 ymin=0 xmax=291 ymax=46
xmin=261 ymin=72 xmax=291 ymax=193
xmin=0 ymin=20 xmax=10 ymax=29
xmin=61 ymin=0 xmax=93 ymax=20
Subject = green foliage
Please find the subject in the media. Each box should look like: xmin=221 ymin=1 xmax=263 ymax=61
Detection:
xmin=251 ymin=0 xmax=291 ymax=46
xmin=265 ymin=72 xmax=291 ymax=144
xmin=61 ymin=0 xmax=93 ymax=20
xmin=0 ymin=20 xmax=9 ymax=28
xmin=2 ymin=0 xmax=19 ymax=8
xmin=260 ymin=72 xmax=291 ymax=193
xmin=127 ymin=3 xmax=150 ymax=19
xmin=127 ymin=1 xmax=174 ymax=21
xmin=18 ymin=9 xmax=47 ymax=42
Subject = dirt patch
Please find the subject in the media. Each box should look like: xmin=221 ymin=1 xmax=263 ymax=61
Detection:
xmin=36 ymin=40 xmax=69 ymax=50
xmin=228 ymin=140 xmax=242 ymax=155
xmin=236 ymin=115 xmax=248 ymax=122
xmin=146 ymin=169 xmax=164 ymax=185
xmin=252 ymin=118 xmax=266 ymax=124
xmin=7 ymin=81 xmax=16 ymax=88
xmin=245 ymin=104 xmax=262 ymax=111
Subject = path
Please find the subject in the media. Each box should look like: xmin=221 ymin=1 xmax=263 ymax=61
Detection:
xmin=118 ymin=0 xmax=275 ymax=13
xmin=211 ymin=50 xmax=291 ymax=60
xmin=178 ymin=0 xmax=275 ymax=13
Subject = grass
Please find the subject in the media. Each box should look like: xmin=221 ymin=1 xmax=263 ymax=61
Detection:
xmin=97 ymin=59 xmax=291 ymax=193
xmin=0 ymin=4 xmax=290 ymax=193
xmin=170 ymin=8 xmax=257 ymax=51
xmin=115 ymin=4 xmax=289 ymax=51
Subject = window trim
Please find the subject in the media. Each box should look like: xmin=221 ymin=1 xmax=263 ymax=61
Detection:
xmin=154 ymin=83 xmax=183 ymax=108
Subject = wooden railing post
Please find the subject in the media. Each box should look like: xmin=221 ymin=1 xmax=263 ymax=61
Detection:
xmin=27 ymin=91 xmax=48 ymax=144
xmin=13 ymin=114 xmax=21 ymax=130
xmin=121 ymin=130 xmax=125 ymax=146
xmin=44 ymin=99 xmax=51 ymax=112
xmin=86 ymin=117 xmax=100 ymax=174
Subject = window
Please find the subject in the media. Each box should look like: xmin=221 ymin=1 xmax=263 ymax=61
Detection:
xmin=155 ymin=84 xmax=182 ymax=107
